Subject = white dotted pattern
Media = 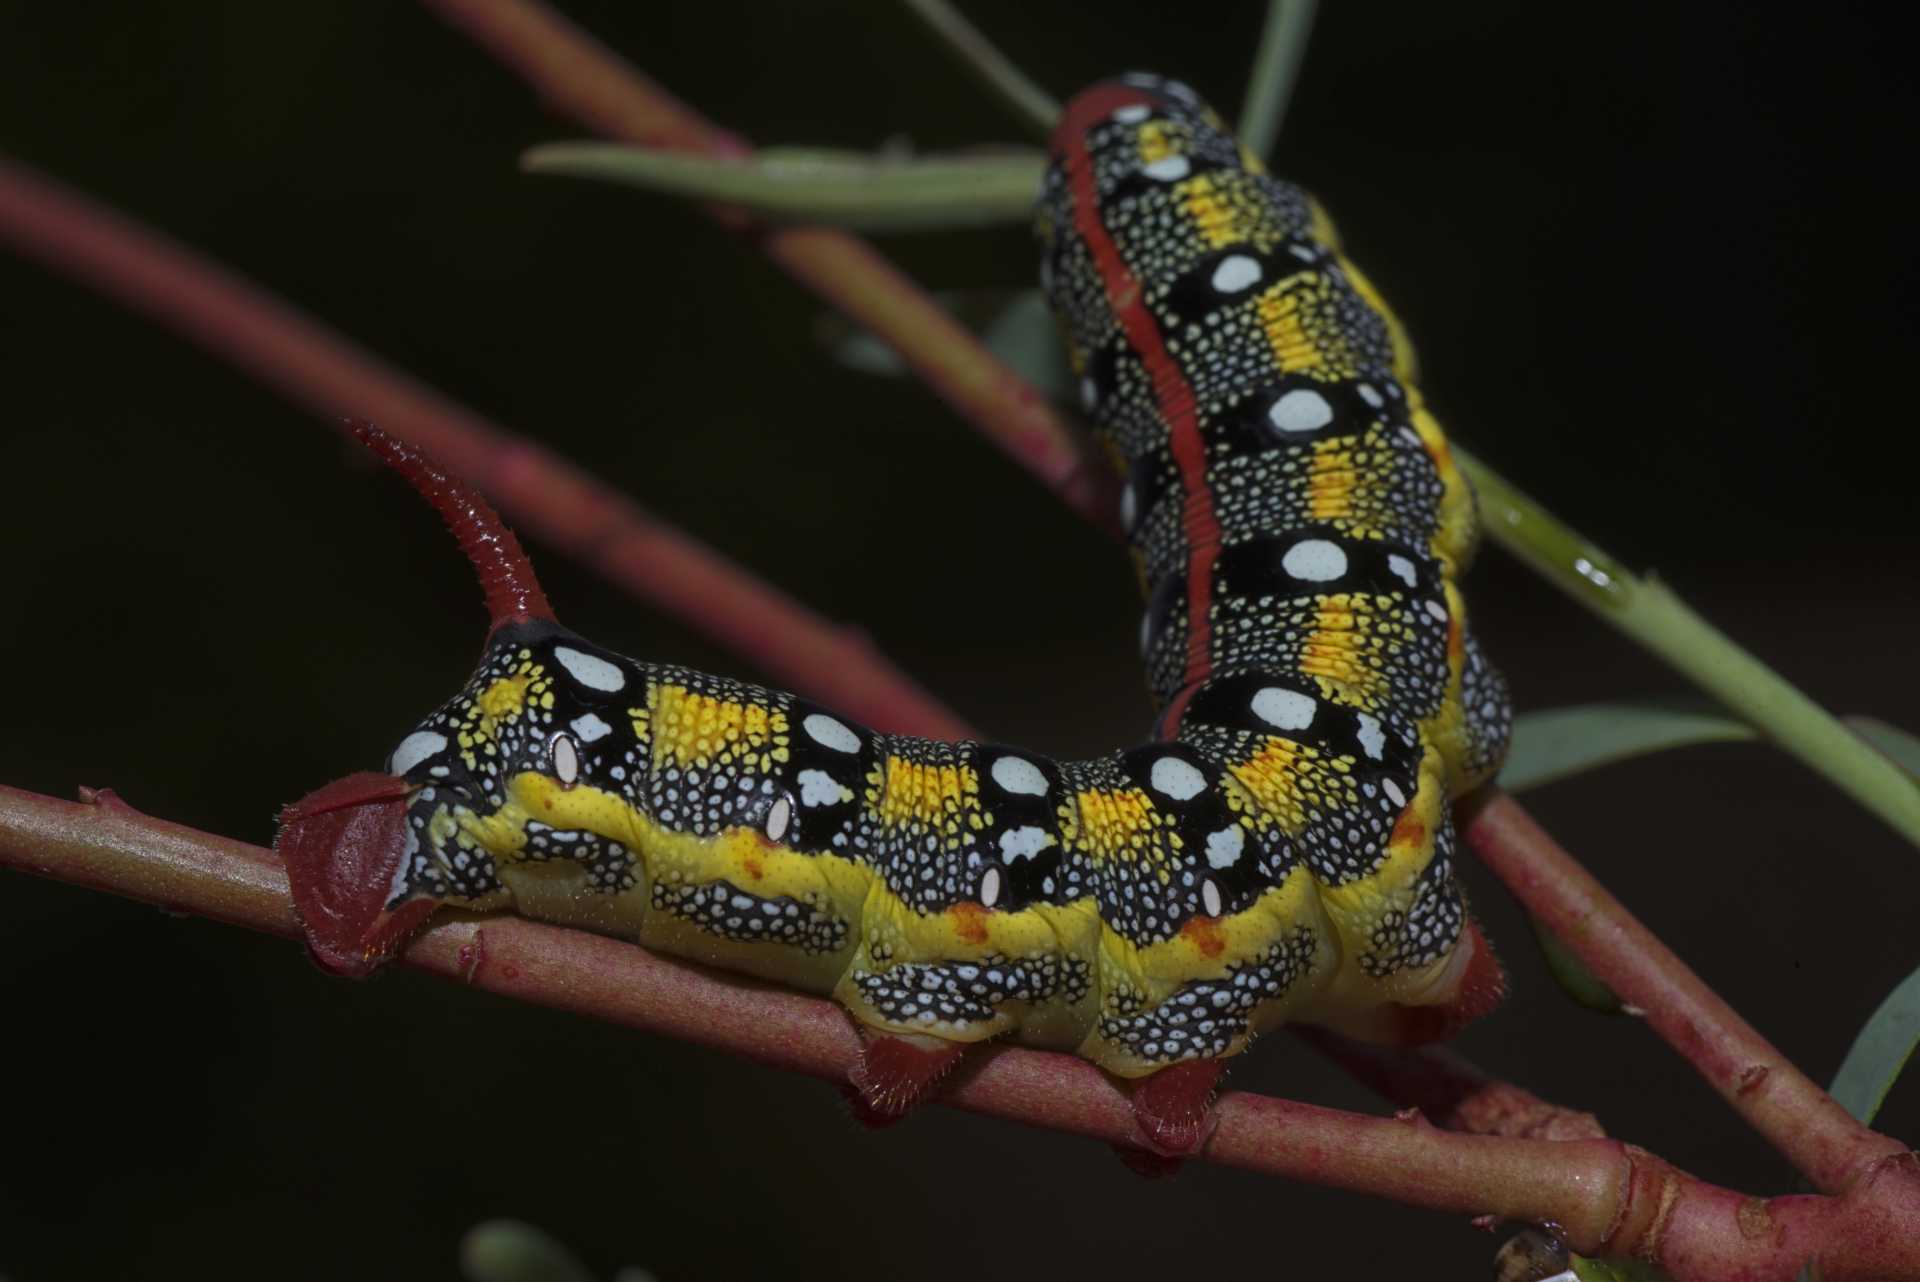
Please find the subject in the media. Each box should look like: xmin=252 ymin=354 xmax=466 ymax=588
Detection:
xmin=1251 ymin=686 xmax=1316 ymax=731
xmin=803 ymin=713 xmax=861 ymax=753
xmin=991 ymin=755 xmax=1050 ymax=797
xmin=1150 ymin=755 xmax=1207 ymax=800
xmin=553 ymin=645 xmax=626 ymax=693
xmin=1282 ymin=539 xmax=1348 ymax=582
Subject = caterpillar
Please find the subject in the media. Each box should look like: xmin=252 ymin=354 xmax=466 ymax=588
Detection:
xmin=276 ymin=74 xmax=1510 ymax=1156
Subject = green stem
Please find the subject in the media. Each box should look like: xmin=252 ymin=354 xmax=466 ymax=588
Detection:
xmin=1458 ymin=445 xmax=1920 ymax=850
xmin=898 ymin=0 xmax=1057 ymax=140
xmin=1241 ymin=0 xmax=1320 ymax=160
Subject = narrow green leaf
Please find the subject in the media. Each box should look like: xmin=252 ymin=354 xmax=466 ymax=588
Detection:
xmin=1828 ymin=967 xmax=1920 ymax=1126
xmin=899 ymin=0 xmax=1058 ymax=139
xmin=523 ymin=143 xmax=1045 ymax=231
xmin=1503 ymin=702 xmax=1754 ymax=794
xmin=1850 ymin=717 xmax=1920 ymax=780
xmin=1530 ymin=913 xmax=1625 ymax=1014
xmin=460 ymin=1220 xmax=598 ymax=1282
xmin=1241 ymin=0 xmax=1321 ymax=161
xmin=1571 ymin=1255 xmax=1674 ymax=1282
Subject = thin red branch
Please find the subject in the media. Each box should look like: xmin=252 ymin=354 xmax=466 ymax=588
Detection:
xmin=5 ymin=784 xmax=1916 ymax=1282
xmin=0 ymin=155 xmax=969 ymax=741
xmin=1461 ymin=789 xmax=1909 ymax=1194
xmin=419 ymin=0 xmax=1118 ymax=536
xmin=1295 ymin=1029 xmax=1606 ymax=1142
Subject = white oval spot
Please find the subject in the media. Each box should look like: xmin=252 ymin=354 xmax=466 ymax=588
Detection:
xmin=1357 ymin=382 xmax=1385 ymax=408
xmin=1267 ymin=388 xmax=1333 ymax=434
xmin=1387 ymin=554 xmax=1419 ymax=588
xmin=1210 ymin=254 xmax=1262 ymax=293
xmin=991 ymin=755 xmax=1049 ymax=797
xmin=388 ymin=729 xmax=447 ymax=777
xmin=1382 ymin=778 xmax=1407 ymax=809
xmin=1282 ymin=539 xmax=1348 ymax=582
xmin=1112 ymin=103 xmax=1152 ymax=124
xmin=1252 ymin=686 xmax=1316 ymax=731
xmin=1080 ymin=376 xmax=1099 ymax=412
xmin=569 ymin=712 xmax=613 ymax=743
xmin=999 ymin=825 xmax=1054 ymax=862
xmin=802 ymin=713 xmax=861 ymax=753
xmin=1138 ymin=609 xmax=1156 ymax=661
xmin=1119 ymin=481 xmax=1138 ymax=531
xmin=1149 ymin=755 xmax=1207 ymax=801
xmin=796 ymin=768 xmax=846 ymax=808
xmin=1425 ymin=599 xmax=1450 ymax=624
xmin=550 ymin=733 xmax=581 ymax=786
xmin=552 ymin=645 xmax=626 ymax=693
xmin=1355 ymin=713 xmax=1386 ymax=762
xmin=1142 ymin=155 xmax=1190 ymax=182
xmin=764 ymin=795 xmax=792 ymax=843
xmin=979 ymin=867 xmax=1003 ymax=909
xmin=1205 ymin=824 xmax=1245 ymax=870
xmin=1201 ymin=878 xmax=1224 ymax=917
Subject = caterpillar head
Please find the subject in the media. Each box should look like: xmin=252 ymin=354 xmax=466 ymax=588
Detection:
xmin=277 ymin=423 xmax=570 ymax=976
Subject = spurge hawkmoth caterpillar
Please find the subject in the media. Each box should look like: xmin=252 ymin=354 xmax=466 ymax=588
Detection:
xmin=277 ymin=74 xmax=1511 ymax=1157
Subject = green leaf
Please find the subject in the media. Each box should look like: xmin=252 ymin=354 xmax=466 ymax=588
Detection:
xmin=523 ymin=143 xmax=1045 ymax=231
xmin=1571 ymin=1255 xmax=1675 ymax=1282
xmin=1828 ymin=967 xmax=1920 ymax=1126
xmin=1850 ymin=717 xmax=1920 ymax=780
xmin=899 ymin=0 xmax=1058 ymax=138
xmin=1502 ymin=701 xmax=1753 ymax=793
xmin=460 ymin=1220 xmax=598 ymax=1282
xmin=1530 ymin=913 xmax=1625 ymax=1014
xmin=1240 ymin=0 xmax=1321 ymax=161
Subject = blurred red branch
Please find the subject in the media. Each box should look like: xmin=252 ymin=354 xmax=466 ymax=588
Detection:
xmin=421 ymin=0 xmax=1119 ymax=535
xmin=0 ymin=155 xmax=967 ymax=741
xmin=4 ymin=784 xmax=1916 ymax=1282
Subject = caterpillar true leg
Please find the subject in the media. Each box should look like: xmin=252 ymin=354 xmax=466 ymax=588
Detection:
xmin=277 ymin=73 xmax=1511 ymax=1149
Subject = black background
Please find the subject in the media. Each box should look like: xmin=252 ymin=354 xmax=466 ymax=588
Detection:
xmin=3 ymin=3 xmax=1917 ymax=1279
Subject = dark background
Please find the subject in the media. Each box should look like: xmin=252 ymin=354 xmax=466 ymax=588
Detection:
xmin=3 ymin=3 xmax=1916 ymax=1278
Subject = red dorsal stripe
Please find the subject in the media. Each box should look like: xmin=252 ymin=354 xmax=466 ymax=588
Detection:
xmin=349 ymin=421 xmax=557 ymax=632
xmin=1056 ymin=85 xmax=1223 ymax=741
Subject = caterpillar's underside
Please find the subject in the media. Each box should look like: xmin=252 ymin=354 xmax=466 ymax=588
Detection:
xmin=278 ymin=76 xmax=1511 ymax=1152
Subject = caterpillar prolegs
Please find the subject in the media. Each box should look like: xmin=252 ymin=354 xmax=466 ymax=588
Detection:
xmin=277 ymin=76 xmax=1511 ymax=1156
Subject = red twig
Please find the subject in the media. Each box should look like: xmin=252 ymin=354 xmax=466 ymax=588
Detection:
xmin=1461 ymin=789 xmax=1909 ymax=1194
xmin=1295 ymin=1029 xmax=1606 ymax=1142
xmin=0 ymin=155 xmax=969 ymax=741
xmin=419 ymin=0 xmax=1119 ymax=536
xmin=5 ymin=784 xmax=1916 ymax=1282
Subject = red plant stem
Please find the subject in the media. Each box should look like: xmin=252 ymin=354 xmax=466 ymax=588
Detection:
xmin=0 ymin=156 xmax=969 ymax=742
xmin=419 ymin=0 xmax=1118 ymax=536
xmin=1460 ymin=789 xmax=1910 ymax=1195
xmin=1294 ymin=1029 xmax=1606 ymax=1141
xmin=4 ymin=784 xmax=1916 ymax=1282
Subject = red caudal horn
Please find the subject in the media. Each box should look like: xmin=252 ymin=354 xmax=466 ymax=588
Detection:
xmin=348 ymin=421 xmax=556 ymax=632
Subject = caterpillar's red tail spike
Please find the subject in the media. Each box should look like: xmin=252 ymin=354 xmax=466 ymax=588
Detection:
xmin=348 ymin=421 xmax=556 ymax=632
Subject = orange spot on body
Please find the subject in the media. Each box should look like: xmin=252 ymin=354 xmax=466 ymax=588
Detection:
xmin=1181 ymin=915 xmax=1225 ymax=958
xmin=950 ymin=901 xmax=990 ymax=944
xmin=1391 ymin=808 xmax=1427 ymax=850
xmin=744 ymin=854 xmax=765 ymax=880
